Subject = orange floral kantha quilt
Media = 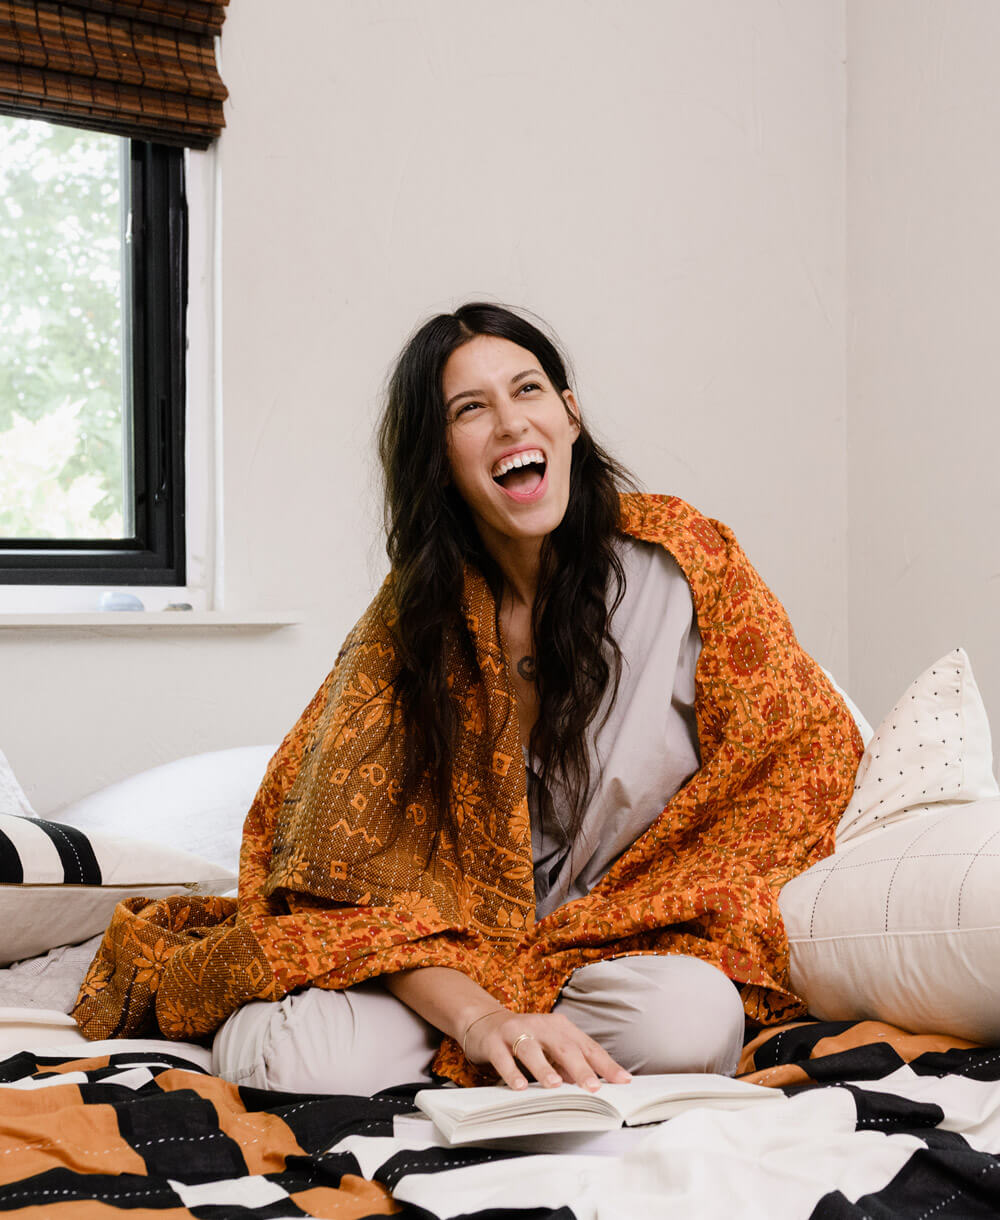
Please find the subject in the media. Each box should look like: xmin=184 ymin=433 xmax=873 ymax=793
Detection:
xmin=73 ymin=494 xmax=863 ymax=1084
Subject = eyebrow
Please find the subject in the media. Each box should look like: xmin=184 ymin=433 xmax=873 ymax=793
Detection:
xmin=445 ymin=368 xmax=544 ymax=412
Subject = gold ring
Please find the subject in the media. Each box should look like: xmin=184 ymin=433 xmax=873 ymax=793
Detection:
xmin=510 ymin=1032 xmax=535 ymax=1060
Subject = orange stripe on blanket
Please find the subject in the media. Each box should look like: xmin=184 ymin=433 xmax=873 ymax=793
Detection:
xmin=0 ymin=1082 xmax=87 ymax=1117
xmin=811 ymin=1020 xmax=981 ymax=1062
xmin=0 ymin=1097 xmax=145 ymax=1185
xmin=736 ymin=1018 xmax=984 ymax=1088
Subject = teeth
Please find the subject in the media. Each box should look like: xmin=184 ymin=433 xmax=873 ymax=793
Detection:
xmin=491 ymin=449 xmax=545 ymax=479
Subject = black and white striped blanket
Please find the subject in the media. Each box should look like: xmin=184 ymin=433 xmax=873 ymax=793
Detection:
xmin=1 ymin=1020 xmax=999 ymax=1218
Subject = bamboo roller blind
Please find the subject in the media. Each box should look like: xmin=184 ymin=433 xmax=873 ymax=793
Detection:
xmin=0 ymin=0 xmax=229 ymax=148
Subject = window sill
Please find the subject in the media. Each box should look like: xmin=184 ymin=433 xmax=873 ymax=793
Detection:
xmin=0 ymin=611 xmax=302 ymax=630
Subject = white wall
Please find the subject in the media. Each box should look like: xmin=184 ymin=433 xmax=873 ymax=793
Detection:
xmin=1 ymin=1 xmax=849 ymax=812
xmin=847 ymin=1 xmax=1000 ymax=743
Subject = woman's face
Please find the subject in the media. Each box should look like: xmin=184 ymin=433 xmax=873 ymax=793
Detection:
xmin=442 ymin=335 xmax=580 ymax=558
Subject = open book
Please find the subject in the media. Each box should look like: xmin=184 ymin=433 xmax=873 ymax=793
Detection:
xmin=414 ymin=1073 xmax=781 ymax=1144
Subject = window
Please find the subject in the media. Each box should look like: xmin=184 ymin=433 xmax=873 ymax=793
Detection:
xmin=0 ymin=117 xmax=186 ymax=585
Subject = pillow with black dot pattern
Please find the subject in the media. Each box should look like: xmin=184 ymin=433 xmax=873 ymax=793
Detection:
xmin=835 ymin=647 xmax=997 ymax=849
xmin=778 ymin=648 xmax=1000 ymax=1042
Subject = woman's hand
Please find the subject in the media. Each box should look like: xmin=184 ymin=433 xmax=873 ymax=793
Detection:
xmin=384 ymin=965 xmax=630 ymax=1091
xmin=463 ymin=1008 xmax=632 ymax=1092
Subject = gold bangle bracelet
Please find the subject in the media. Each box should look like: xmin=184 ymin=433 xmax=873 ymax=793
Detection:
xmin=461 ymin=1008 xmax=505 ymax=1059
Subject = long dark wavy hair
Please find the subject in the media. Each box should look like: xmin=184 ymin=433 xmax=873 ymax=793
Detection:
xmin=377 ymin=302 xmax=639 ymax=845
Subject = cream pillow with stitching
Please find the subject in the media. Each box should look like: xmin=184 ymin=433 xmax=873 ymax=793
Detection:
xmin=780 ymin=648 xmax=1000 ymax=1042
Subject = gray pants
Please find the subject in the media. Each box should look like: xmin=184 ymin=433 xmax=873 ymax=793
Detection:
xmin=213 ymin=955 xmax=746 ymax=1095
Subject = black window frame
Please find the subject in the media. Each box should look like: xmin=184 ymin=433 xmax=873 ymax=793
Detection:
xmin=0 ymin=140 xmax=187 ymax=586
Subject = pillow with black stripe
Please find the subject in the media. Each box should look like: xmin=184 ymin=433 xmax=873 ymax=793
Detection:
xmin=0 ymin=813 xmax=236 ymax=966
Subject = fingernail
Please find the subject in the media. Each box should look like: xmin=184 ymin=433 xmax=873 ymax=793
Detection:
xmin=585 ymin=1076 xmax=600 ymax=1090
xmin=513 ymin=1078 xmax=527 ymax=1090
xmin=546 ymin=1074 xmax=561 ymax=1087
xmin=620 ymin=1071 xmax=633 ymax=1082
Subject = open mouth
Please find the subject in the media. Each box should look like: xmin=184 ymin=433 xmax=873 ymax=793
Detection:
xmin=491 ymin=448 xmax=547 ymax=497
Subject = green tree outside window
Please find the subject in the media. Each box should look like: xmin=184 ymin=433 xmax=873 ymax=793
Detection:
xmin=0 ymin=117 xmax=127 ymax=540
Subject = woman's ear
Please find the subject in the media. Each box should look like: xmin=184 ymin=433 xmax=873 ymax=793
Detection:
xmin=562 ymin=389 xmax=582 ymax=435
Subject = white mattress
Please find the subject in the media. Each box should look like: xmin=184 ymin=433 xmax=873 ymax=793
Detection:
xmin=0 ymin=1006 xmax=213 ymax=1071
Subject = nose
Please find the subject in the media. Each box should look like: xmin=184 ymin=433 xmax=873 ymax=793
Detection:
xmin=493 ymin=395 xmax=529 ymax=438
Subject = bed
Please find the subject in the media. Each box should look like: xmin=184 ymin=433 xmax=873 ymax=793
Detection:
xmin=1 ymin=1018 xmax=998 ymax=1217
xmin=2 ymin=650 xmax=1000 ymax=1218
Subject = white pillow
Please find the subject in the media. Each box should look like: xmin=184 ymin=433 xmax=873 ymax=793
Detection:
xmin=0 ymin=813 xmax=235 ymax=966
xmin=779 ymin=648 xmax=1000 ymax=1042
xmin=780 ymin=799 xmax=1000 ymax=1042
xmin=819 ymin=666 xmax=874 ymax=747
xmin=54 ymin=745 xmax=276 ymax=877
xmin=0 ymin=748 xmax=35 ymax=818
xmin=835 ymin=647 xmax=997 ymax=848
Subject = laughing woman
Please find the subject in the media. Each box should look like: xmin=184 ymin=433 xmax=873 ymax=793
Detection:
xmin=75 ymin=303 xmax=863 ymax=1093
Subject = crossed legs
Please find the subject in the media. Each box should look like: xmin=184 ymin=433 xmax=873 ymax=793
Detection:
xmin=212 ymin=954 xmax=746 ymax=1095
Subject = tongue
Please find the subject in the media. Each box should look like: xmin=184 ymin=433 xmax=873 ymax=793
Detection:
xmin=500 ymin=466 xmax=544 ymax=495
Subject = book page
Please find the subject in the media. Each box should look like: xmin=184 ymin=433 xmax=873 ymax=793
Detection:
xmin=417 ymin=1081 xmax=616 ymax=1124
xmin=593 ymin=1073 xmax=779 ymax=1123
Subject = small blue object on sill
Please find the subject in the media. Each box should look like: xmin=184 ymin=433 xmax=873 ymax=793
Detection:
xmin=98 ymin=592 xmax=145 ymax=612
